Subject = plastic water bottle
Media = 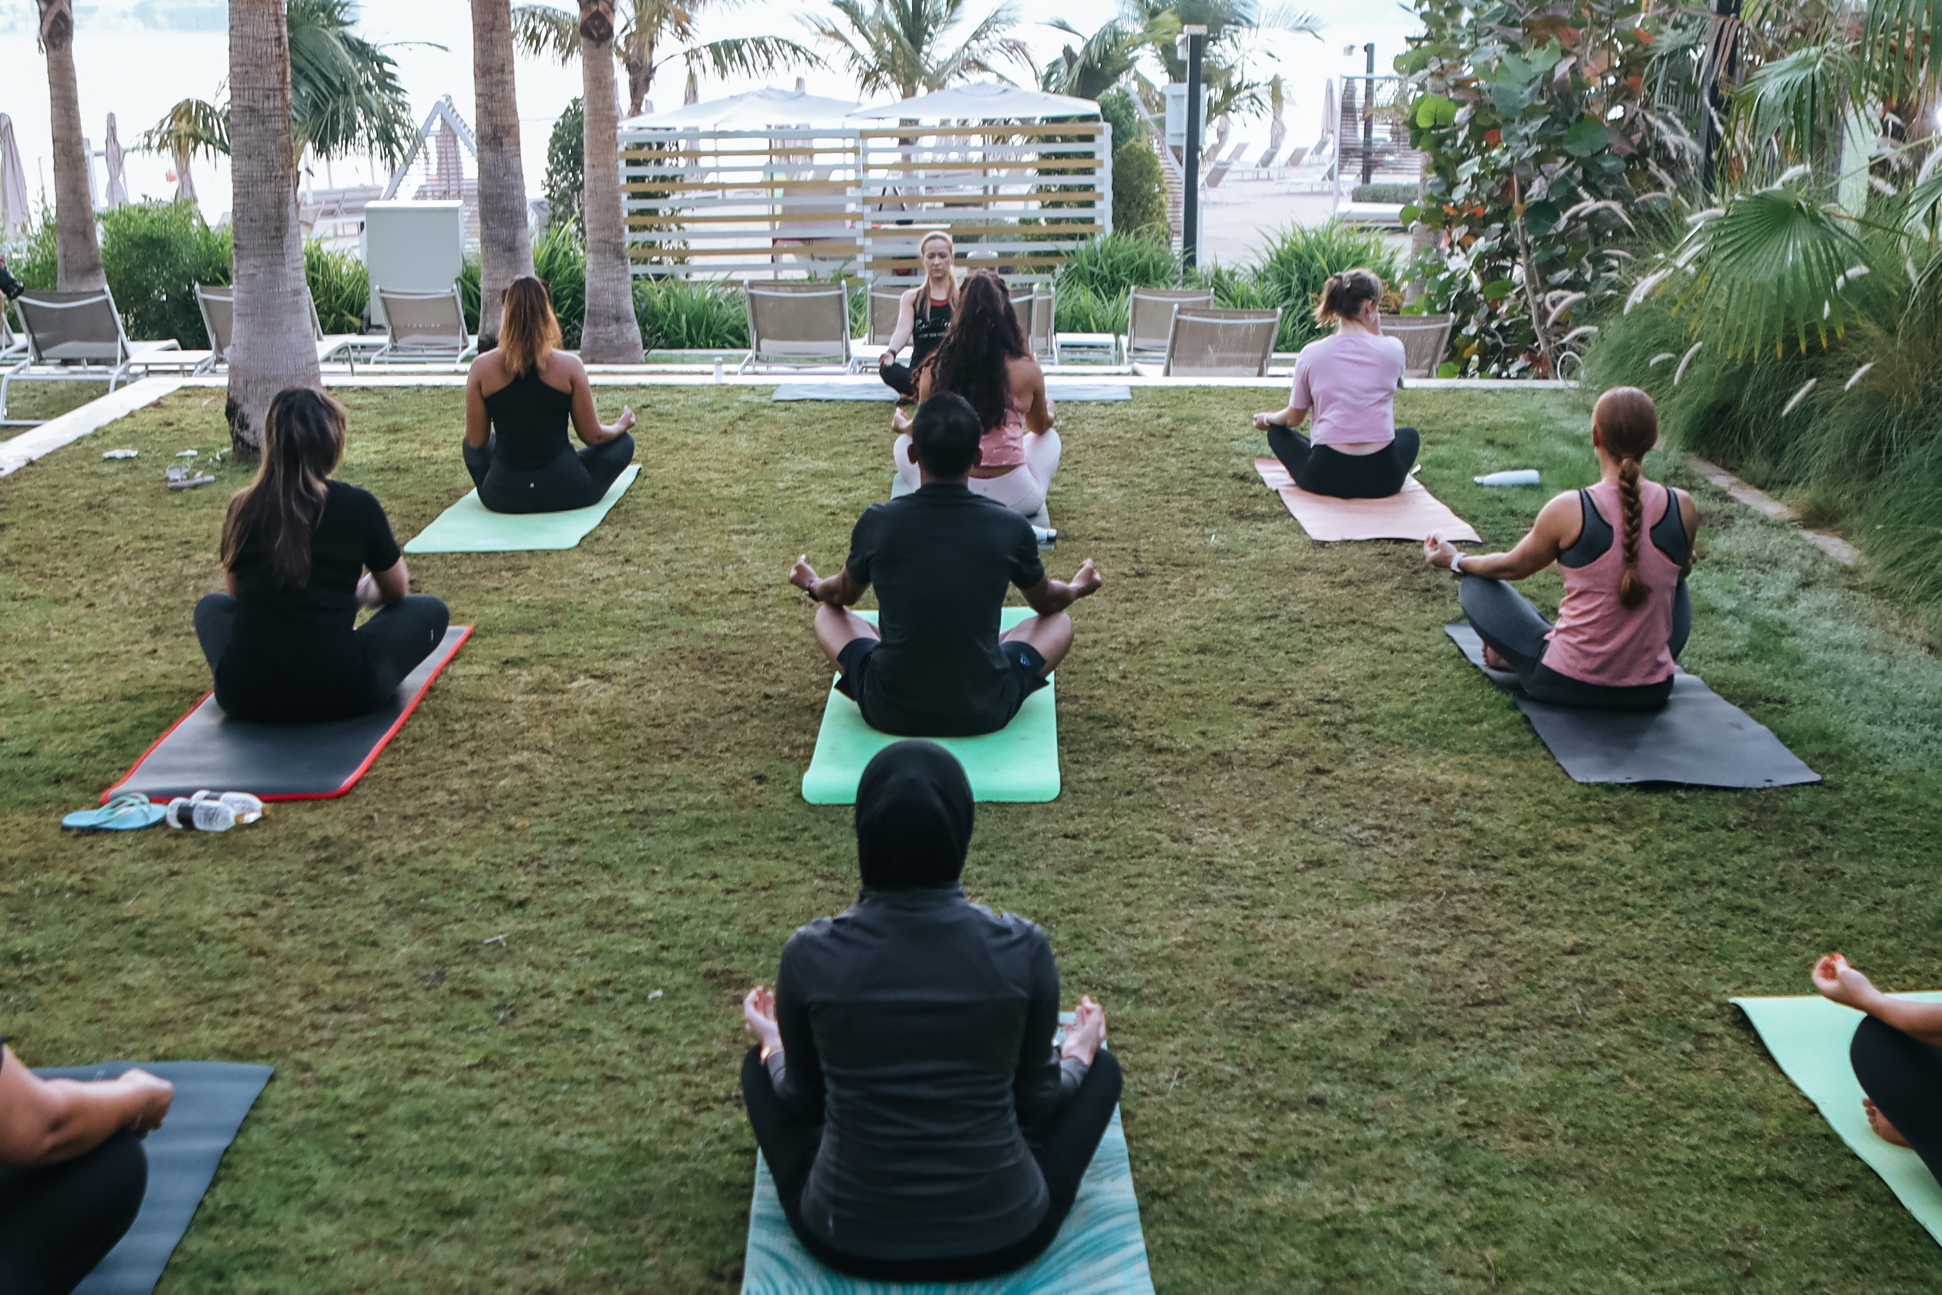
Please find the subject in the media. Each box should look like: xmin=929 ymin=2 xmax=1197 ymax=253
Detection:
xmin=1474 ymin=469 xmax=1541 ymax=486
xmin=713 ymin=357 xmax=724 ymax=384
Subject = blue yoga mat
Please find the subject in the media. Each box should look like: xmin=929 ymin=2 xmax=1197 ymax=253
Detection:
xmin=741 ymin=1106 xmax=1153 ymax=1294
xmin=34 ymin=1061 xmax=273 ymax=1295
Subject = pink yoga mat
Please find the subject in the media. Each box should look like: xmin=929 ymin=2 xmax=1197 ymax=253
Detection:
xmin=1253 ymin=458 xmax=1482 ymax=543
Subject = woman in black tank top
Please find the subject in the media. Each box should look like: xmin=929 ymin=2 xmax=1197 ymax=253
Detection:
xmin=879 ymin=231 xmax=961 ymax=399
xmin=463 ymin=276 xmax=636 ymax=514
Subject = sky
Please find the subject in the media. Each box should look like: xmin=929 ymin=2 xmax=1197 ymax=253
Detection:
xmin=0 ymin=0 xmax=1423 ymax=227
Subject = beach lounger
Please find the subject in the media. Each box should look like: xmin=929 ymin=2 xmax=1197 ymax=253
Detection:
xmin=194 ymin=283 xmax=370 ymax=376
xmin=1383 ymin=313 xmax=1455 ymax=379
xmin=864 ymin=285 xmax=904 ymax=352
xmin=0 ymin=285 xmax=185 ymax=425
xmin=1156 ymin=307 xmax=1282 ymax=377
xmin=741 ymin=281 xmax=854 ymax=374
xmin=1119 ymin=286 xmax=1216 ymax=366
xmin=1009 ymin=284 xmax=1058 ymax=364
xmin=0 ymin=303 xmax=25 ymax=360
xmin=370 ymin=285 xmax=476 ymax=366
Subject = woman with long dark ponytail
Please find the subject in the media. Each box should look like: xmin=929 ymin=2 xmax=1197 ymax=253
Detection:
xmin=195 ymin=388 xmax=449 ymax=723
xmin=1424 ymin=387 xmax=1698 ymax=712
xmin=888 ymin=271 xmax=1060 ymax=518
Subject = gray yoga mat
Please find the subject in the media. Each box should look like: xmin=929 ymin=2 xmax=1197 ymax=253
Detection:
xmin=772 ymin=380 xmax=1133 ymax=402
xmin=1445 ymin=623 xmax=1821 ymax=788
xmin=34 ymin=1061 xmax=273 ymax=1295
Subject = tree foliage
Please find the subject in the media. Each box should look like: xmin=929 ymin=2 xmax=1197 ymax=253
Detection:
xmin=545 ymin=97 xmax=586 ymax=234
xmin=808 ymin=0 xmax=1030 ymax=100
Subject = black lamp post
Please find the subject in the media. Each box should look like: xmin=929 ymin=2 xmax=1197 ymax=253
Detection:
xmin=1361 ymin=41 xmax=1377 ymax=188
xmin=1179 ymin=23 xmax=1207 ymax=273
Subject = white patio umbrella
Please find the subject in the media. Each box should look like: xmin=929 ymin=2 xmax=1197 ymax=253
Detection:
xmin=846 ymin=82 xmax=1101 ymax=122
xmin=620 ymin=87 xmax=861 ymax=131
xmin=0 ymin=114 xmax=30 ymax=237
xmin=102 ymin=113 xmax=129 ymax=209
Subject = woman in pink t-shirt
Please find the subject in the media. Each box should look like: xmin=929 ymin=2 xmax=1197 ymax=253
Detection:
xmin=1424 ymin=388 xmax=1699 ymax=712
xmin=1252 ymin=269 xmax=1417 ymax=498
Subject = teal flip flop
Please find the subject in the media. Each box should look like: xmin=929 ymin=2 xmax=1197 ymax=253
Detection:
xmin=62 ymin=793 xmax=165 ymax=832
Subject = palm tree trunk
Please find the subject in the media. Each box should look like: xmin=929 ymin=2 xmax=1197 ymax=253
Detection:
xmin=472 ymin=0 xmax=536 ymax=349
xmin=579 ymin=1 xmax=644 ymax=363
xmin=625 ymin=37 xmax=654 ymax=118
xmin=227 ymin=0 xmax=323 ymax=458
xmin=35 ymin=1 xmax=105 ymax=290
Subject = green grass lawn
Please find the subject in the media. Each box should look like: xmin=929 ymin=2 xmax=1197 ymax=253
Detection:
xmin=6 ymin=383 xmax=1942 ymax=1293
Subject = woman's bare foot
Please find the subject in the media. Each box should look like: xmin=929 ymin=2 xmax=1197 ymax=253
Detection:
xmin=1481 ymin=644 xmax=1512 ymax=672
xmin=1865 ymin=1098 xmax=1912 ymax=1147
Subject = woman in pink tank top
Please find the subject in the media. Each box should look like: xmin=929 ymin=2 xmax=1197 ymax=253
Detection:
xmin=890 ymin=271 xmax=1060 ymax=519
xmin=1424 ymin=388 xmax=1699 ymax=711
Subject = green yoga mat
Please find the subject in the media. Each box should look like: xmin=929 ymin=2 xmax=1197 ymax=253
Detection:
xmin=741 ymin=1106 xmax=1152 ymax=1294
xmin=1734 ymin=992 xmax=1942 ymax=1245
xmin=403 ymin=465 xmax=639 ymax=553
xmin=801 ymin=609 xmax=1059 ymax=805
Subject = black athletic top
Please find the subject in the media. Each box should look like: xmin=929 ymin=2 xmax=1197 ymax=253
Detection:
xmin=218 ymin=481 xmax=402 ymax=722
xmin=765 ymin=884 xmax=1087 ymax=1261
xmin=1559 ymin=486 xmax=1691 ymax=568
xmin=484 ymin=369 xmax=575 ymax=471
xmin=910 ymin=297 xmax=951 ymax=366
xmin=843 ymin=485 xmax=1045 ymax=736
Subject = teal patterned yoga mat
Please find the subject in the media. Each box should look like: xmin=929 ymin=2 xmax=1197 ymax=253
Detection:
xmin=1734 ymin=992 xmax=1942 ymax=1246
xmin=740 ymin=1106 xmax=1153 ymax=1294
xmin=404 ymin=464 xmax=639 ymax=553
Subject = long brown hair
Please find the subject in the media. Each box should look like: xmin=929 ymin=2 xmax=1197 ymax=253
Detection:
xmin=220 ymin=388 xmax=346 ymax=588
xmin=1314 ymin=268 xmax=1383 ymax=326
xmin=498 ymin=275 xmax=562 ymax=377
xmin=1593 ymin=386 xmax=1661 ymax=610
xmin=916 ymin=270 xmax=1025 ymax=432
xmin=917 ymin=230 xmax=960 ymax=320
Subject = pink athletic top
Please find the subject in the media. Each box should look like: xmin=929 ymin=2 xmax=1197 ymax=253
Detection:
xmin=1290 ymin=331 xmax=1406 ymax=448
xmin=1542 ymin=480 xmax=1685 ymax=688
xmin=978 ymin=402 xmax=1027 ymax=468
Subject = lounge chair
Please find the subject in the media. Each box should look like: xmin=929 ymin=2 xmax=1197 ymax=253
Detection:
xmin=1 ymin=285 xmax=185 ymax=425
xmin=1204 ymin=144 xmax=1248 ymax=191
xmin=1156 ymin=307 xmax=1283 ymax=378
xmin=864 ymin=285 xmax=905 ymax=354
xmin=1382 ymin=313 xmax=1455 ymax=379
xmin=1120 ymin=287 xmax=1216 ymax=366
xmin=1008 ymin=285 xmax=1058 ymax=365
xmin=371 ymin=285 xmax=476 ymax=366
xmin=0 ymin=305 xmax=24 ymax=361
xmin=741 ymin=281 xmax=853 ymax=374
xmin=194 ymin=283 xmax=370 ymax=376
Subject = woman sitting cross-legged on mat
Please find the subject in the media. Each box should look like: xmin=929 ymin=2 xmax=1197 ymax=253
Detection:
xmin=195 ymin=388 xmax=450 ymax=724
xmin=1813 ymin=952 xmax=1942 ymax=1181
xmin=1252 ymin=267 xmax=1419 ymax=499
xmin=741 ymin=740 xmax=1122 ymax=1281
xmin=889 ymin=270 xmax=1060 ymax=519
xmin=1424 ymin=386 xmax=1698 ymax=712
xmin=462 ymin=275 xmax=636 ymax=514
xmin=876 ymin=229 xmax=960 ymax=399
xmin=0 ymin=1042 xmax=174 ymax=1295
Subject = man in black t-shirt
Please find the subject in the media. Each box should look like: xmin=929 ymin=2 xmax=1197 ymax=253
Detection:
xmin=791 ymin=394 xmax=1102 ymax=737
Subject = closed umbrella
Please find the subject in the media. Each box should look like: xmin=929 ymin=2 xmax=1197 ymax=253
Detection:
xmin=103 ymin=113 xmax=129 ymax=209
xmin=0 ymin=114 xmax=30 ymax=237
xmin=171 ymin=143 xmax=197 ymax=202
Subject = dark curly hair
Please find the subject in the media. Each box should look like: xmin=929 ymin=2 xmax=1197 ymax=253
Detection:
xmin=914 ymin=270 xmax=1025 ymax=434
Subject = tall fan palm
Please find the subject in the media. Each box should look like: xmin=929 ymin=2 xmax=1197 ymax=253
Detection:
xmin=512 ymin=0 xmax=819 ymax=118
xmin=473 ymin=0 xmax=536 ymax=348
xmin=810 ymin=0 xmax=1030 ymax=100
xmin=227 ymin=0 xmax=324 ymax=456
xmin=34 ymin=0 xmax=105 ymax=290
xmin=576 ymin=0 xmax=645 ymax=362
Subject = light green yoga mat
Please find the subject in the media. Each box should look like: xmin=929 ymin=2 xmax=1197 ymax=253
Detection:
xmin=1734 ymin=991 xmax=1942 ymax=1245
xmin=801 ymin=609 xmax=1059 ymax=805
xmin=403 ymin=464 xmax=639 ymax=553
xmin=741 ymin=1106 xmax=1152 ymax=1294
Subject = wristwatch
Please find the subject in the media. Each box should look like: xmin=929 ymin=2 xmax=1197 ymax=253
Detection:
xmin=1449 ymin=552 xmax=1466 ymax=575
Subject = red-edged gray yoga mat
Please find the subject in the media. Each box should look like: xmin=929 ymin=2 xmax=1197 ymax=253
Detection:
xmin=102 ymin=626 xmax=471 ymax=803
xmin=1446 ymin=623 xmax=1821 ymax=788
xmin=34 ymin=1061 xmax=273 ymax=1295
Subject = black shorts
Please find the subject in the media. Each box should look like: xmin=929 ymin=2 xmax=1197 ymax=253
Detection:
xmin=834 ymin=637 xmax=1049 ymax=720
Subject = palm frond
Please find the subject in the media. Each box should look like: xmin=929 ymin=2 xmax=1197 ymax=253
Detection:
xmin=669 ymin=35 xmax=823 ymax=81
xmin=1861 ymin=0 xmax=1942 ymax=106
xmin=1734 ymin=43 xmax=1856 ymax=167
xmin=512 ymin=4 xmax=582 ymax=64
xmin=139 ymin=98 xmax=231 ymax=161
xmin=286 ymin=0 xmax=416 ymax=164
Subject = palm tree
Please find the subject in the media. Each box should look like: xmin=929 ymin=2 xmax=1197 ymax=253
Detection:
xmin=1121 ymin=0 xmax=1320 ymax=123
xmin=1041 ymin=17 xmax=1160 ymax=102
xmin=34 ymin=0 xmax=105 ymax=290
xmin=577 ymin=0 xmax=644 ymax=363
xmin=473 ymin=0 xmax=536 ymax=349
xmin=810 ymin=0 xmax=1030 ymax=100
xmin=227 ymin=0 xmax=325 ymax=457
xmin=512 ymin=1 xmax=819 ymax=118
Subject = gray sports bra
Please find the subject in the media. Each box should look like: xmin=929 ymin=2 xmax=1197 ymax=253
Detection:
xmin=1559 ymin=484 xmax=1691 ymax=569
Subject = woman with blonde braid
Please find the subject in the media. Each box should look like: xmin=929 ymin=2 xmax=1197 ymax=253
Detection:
xmin=1424 ymin=387 xmax=1698 ymax=711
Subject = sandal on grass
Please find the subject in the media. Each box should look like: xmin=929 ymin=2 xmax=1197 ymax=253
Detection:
xmin=62 ymin=793 xmax=165 ymax=832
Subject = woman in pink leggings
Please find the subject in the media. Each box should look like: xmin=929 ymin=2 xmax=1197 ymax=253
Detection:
xmin=1425 ymin=387 xmax=1698 ymax=712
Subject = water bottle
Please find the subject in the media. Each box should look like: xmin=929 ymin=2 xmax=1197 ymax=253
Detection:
xmin=1474 ymin=469 xmax=1541 ymax=486
xmin=713 ymin=357 xmax=724 ymax=384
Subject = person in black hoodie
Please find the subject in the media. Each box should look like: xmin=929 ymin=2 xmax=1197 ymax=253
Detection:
xmin=739 ymin=740 xmax=1121 ymax=1279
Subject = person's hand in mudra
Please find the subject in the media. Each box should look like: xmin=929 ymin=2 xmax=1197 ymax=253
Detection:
xmin=1812 ymin=953 xmax=1880 ymax=1012
xmin=1065 ymin=559 xmax=1102 ymax=600
xmin=1252 ymin=411 xmax=1283 ymax=431
xmin=1061 ymin=995 xmax=1106 ymax=1066
xmin=1424 ymin=533 xmax=1463 ymax=571
xmin=615 ymin=406 xmax=637 ymax=435
xmin=743 ymin=985 xmax=783 ymax=1057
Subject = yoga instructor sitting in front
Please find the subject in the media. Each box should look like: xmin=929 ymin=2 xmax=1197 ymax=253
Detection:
xmin=791 ymin=393 xmax=1100 ymax=737
xmin=1425 ymin=387 xmax=1698 ymax=712
xmin=1253 ymin=268 xmax=1418 ymax=499
xmin=740 ymin=740 xmax=1121 ymax=1281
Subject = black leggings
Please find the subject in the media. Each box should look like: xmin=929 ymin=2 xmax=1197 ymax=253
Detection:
xmin=879 ymin=359 xmax=917 ymax=399
xmin=463 ymin=433 xmax=634 ymax=514
xmin=1269 ymin=424 xmax=1420 ymax=499
xmin=741 ymin=1045 xmax=1124 ymax=1281
xmin=1853 ymin=1015 xmax=1942 ymax=1184
xmin=0 ymin=1128 xmax=148 ymax=1295
xmin=195 ymin=592 xmax=450 ymax=723
xmin=1459 ymin=575 xmax=1692 ymax=712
